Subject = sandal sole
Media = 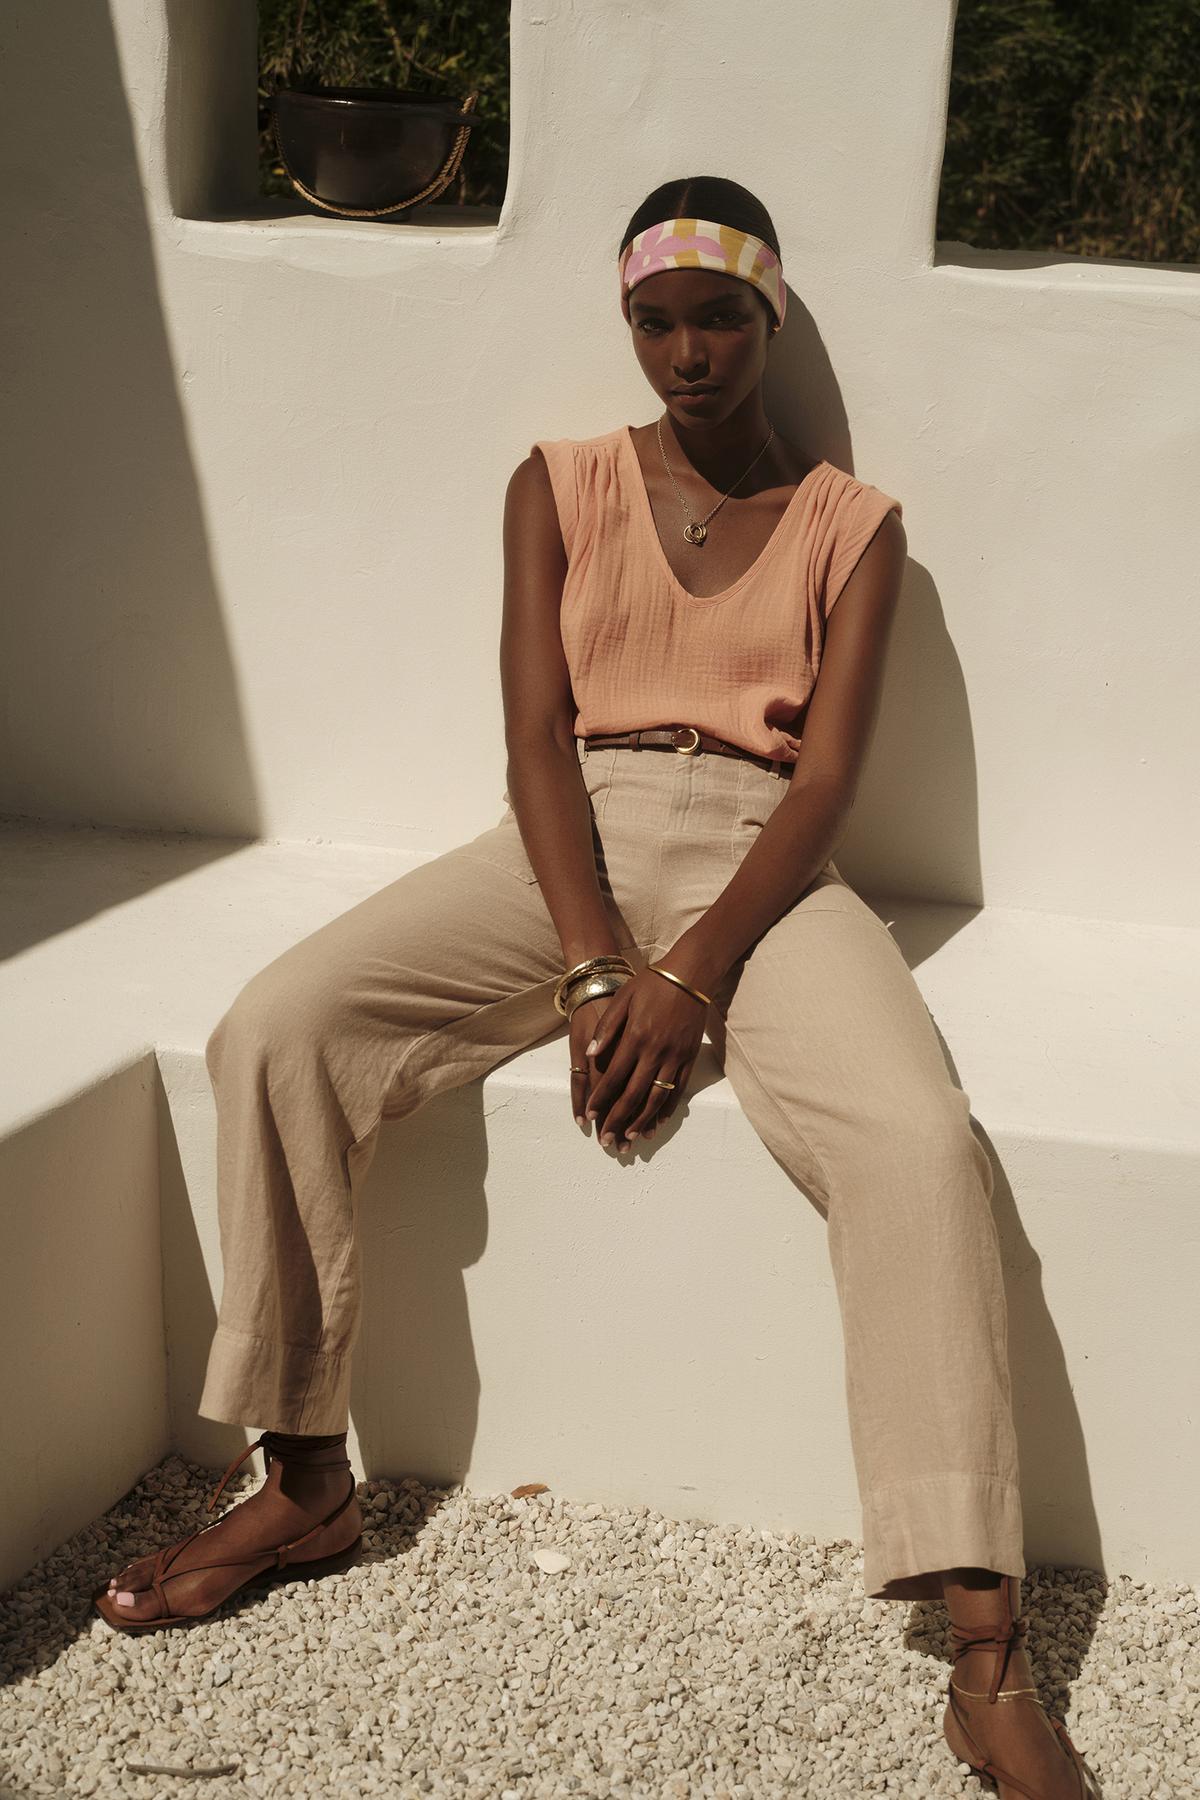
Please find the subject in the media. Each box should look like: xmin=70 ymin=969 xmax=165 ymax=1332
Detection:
xmin=91 ymin=1533 xmax=364 ymax=1634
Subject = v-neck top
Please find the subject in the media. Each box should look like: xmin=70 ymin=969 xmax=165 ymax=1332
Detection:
xmin=531 ymin=424 xmax=903 ymax=764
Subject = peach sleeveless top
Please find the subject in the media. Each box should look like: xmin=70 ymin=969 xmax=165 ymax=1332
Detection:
xmin=531 ymin=424 xmax=902 ymax=765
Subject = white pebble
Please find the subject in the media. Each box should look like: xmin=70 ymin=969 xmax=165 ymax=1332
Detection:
xmin=2 ymin=1460 xmax=1182 ymax=1794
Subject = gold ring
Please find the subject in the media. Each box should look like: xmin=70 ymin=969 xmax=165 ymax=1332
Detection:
xmin=651 ymin=1078 xmax=676 ymax=1090
xmin=569 ymin=1066 xmax=588 ymax=1075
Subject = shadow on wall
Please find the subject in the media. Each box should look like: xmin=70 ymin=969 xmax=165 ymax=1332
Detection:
xmin=162 ymin=0 xmax=260 ymax=220
xmin=765 ymin=288 xmax=986 ymax=916
xmin=0 ymin=1 xmax=259 ymax=948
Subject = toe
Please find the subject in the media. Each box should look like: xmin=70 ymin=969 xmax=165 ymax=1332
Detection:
xmin=109 ymin=1582 xmax=165 ymax=1623
xmin=93 ymin=1584 xmax=151 ymax=1628
xmin=97 ymin=1552 xmax=162 ymax=1622
xmin=110 ymin=1551 xmax=155 ymax=1591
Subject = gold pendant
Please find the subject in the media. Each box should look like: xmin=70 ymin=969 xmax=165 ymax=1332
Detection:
xmin=683 ymin=521 xmax=707 ymax=545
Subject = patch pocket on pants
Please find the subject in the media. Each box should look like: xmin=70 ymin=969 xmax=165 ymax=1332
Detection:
xmin=458 ymin=812 xmax=541 ymax=883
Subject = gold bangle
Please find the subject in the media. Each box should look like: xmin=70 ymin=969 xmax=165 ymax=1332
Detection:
xmin=565 ymin=972 xmax=630 ymax=1018
xmin=553 ymin=954 xmax=634 ymax=1017
xmin=560 ymin=953 xmax=634 ymax=985
xmin=646 ymin=962 xmax=712 ymax=1008
xmin=557 ymin=972 xmax=633 ymax=1015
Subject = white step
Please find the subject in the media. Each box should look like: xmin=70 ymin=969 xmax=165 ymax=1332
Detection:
xmin=1 ymin=819 xmax=1196 ymax=1594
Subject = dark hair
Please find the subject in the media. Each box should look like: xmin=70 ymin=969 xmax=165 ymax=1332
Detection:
xmin=618 ymin=175 xmax=781 ymax=260
xmin=618 ymin=176 xmax=782 ymax=328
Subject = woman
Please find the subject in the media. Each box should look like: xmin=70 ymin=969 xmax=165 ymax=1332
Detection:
xmin=95 ymin=174 xmax=1098 ymax=1799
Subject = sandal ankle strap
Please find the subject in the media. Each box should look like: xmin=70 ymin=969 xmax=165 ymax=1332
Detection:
xmin=950 ymin=1617 xmax=1028 ymax=1703
xmin=205 ymin=1431 xmax=351 ymax=1515
xmin=947 ymin=1574 xmax=1028 ymax=1705
xmin=950 ymin=1615 xmax=1029 ymax=1651
xmin=950 ymin=1677 xmax=1039 ymax=1702
xmin=260 ymin=1429 xmax=352 ymax=1472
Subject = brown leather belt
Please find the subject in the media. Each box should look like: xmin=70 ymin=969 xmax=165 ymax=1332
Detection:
xmin=580 ymin=725 xmax=796 ymax=778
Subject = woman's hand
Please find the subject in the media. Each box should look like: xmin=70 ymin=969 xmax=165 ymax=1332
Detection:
xmin=575 ymin=969 xmax=706 ymax=1150
xmin=569 ymin=994 xmax=615 ymax=1131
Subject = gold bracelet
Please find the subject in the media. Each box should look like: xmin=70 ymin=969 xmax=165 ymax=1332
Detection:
xmin=560 ymin=953 xmax=634 ymax=986
xmin=646 ymin=961 xmax=712 ymax=1008
xmin=553 ymin=954 xmax=635 ymax=1017
xmin=565 ymin=971 xmax=631 ymax=1018
xmin=554 ymin=957 xmax=633 ymax=1015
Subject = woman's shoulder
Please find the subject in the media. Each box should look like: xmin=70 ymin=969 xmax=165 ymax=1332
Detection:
xmin=522 ymin=429 xmax=627 ymax=557
xmin=529 ymin=424 xmax=625 ymax=458
xmin=744 ymin=428 xmax=902 ymax=517
xmin=525 ymin=428 xmax=626 ymax=508
xmin=817 ymin=459 xmax=903 ymax=523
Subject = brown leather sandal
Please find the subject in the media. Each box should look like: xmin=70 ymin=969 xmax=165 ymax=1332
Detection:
xmin=91 ymin=1431 xmax=362 ymax=1634
xmin=942 ymin=1574 xmax=1102 ymax=1798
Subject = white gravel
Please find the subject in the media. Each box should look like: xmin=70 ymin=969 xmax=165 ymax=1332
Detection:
xmin=1 ymin=1450 xmax=1194 ymax=1797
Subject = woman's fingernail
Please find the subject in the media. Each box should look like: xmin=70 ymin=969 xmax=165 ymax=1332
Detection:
xmin=601 ymin=1132 xmax=614 ymax=1146
xmin=626 ymin=1130 xmax=639 ymax=1140
xmin=586 ymin=1040 xmax=598 ymax=1056
xmin=575 ymin=1115 xmax=586 ymax=1128
xmin=585 ymin=1109 xmax=597 ymax=1120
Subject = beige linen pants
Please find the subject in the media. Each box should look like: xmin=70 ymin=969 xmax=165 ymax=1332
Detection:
xmin=199 ymin=737 xmax=1025 ymax=1603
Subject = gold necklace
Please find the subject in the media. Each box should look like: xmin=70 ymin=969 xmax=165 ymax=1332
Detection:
xmin=656 ymin=416 xmax=776 ymax=546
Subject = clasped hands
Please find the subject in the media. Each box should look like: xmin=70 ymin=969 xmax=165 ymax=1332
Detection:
xmin=568 ymin=964 xmax=708 ymax=1152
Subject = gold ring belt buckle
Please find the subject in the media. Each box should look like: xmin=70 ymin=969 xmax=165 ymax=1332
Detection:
xmin=671 ymin=726 xmax=701 ymax=755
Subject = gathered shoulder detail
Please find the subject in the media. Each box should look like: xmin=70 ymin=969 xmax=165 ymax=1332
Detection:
xmin=810 ymin=468 xmax=904 ymax=619
xmin=529 ymin=428 xmax=625 ymax=562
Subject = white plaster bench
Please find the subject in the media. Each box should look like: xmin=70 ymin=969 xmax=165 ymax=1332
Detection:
xmin=1 ymin=818 xmax=1195 ymax=1595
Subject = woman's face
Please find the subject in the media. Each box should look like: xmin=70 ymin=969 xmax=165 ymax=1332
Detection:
xmin=626 ymin=268 xmax=776 ymax=427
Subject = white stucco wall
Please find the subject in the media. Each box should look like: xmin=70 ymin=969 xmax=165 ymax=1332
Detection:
xmin=2 ymin=0 xmax=1197 ymax=926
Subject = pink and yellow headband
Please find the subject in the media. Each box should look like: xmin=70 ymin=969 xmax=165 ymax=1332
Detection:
xmin=618 ymin=216 xmax=786 ymax=332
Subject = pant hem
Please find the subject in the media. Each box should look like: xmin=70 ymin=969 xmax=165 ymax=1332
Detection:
xmin=198 ymin=1322 xmax=352 ymax=1435
xmin=861 ymin=1469 xmax=1026 ymax=1604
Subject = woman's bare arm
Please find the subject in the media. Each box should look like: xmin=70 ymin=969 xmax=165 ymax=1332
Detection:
xmin=500 ymin=449 xmax=622 ymax=968
xmin=651 ymin=509 xmax=909 ymax=997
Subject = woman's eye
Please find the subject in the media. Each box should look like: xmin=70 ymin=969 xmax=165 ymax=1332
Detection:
xmin=638 ymin=314 xmax=742 ymax=333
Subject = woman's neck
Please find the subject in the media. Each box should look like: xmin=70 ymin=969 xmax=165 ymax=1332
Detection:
xmin=659 ymin=395 xmax=776 ymax=488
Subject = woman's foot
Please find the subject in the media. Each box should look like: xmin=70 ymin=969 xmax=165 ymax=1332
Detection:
xmin=945 ymin=1637 xmax=1086 ymax=1797
xmin=942 ymin=1572 xmax=1094 ymax=1799
xmin=101 ymin=1434 xmax=362 ymax=1625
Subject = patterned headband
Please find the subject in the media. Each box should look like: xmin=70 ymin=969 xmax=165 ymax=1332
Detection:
xmin=618 ymin=216 xmax=786 ymax=332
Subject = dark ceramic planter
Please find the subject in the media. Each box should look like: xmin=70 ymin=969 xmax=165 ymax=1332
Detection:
xmin=271 ymin=86 xmax=480 ymax=218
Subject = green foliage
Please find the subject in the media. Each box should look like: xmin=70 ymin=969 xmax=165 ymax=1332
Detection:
xmin=256 ymin=1 xmax=1198 ymax=261
xmin=941 ymin=0 xmax=1199 ymax=262
xmin=257 ymin=0 xmax=510 ymax=209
